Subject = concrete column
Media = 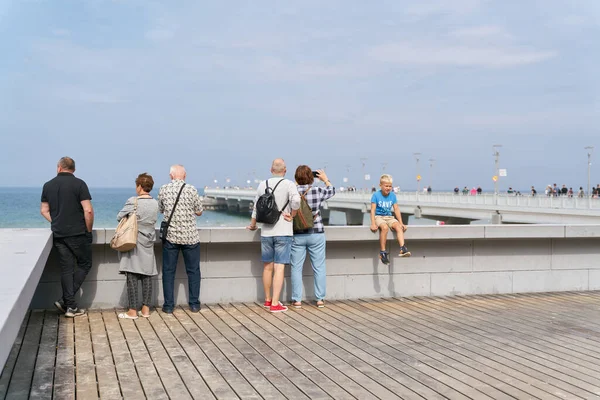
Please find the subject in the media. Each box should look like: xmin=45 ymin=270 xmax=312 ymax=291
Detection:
xmin=491 ymin=213 xmax=503 ymax=224
xmin=321 ymin=209 xmax=331 ymax=225
xmin=345 ymin=209 xmax=364 ymax=226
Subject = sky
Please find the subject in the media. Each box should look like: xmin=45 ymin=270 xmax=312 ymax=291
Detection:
xmin=1 ymin=0 xmax=599 ymax=191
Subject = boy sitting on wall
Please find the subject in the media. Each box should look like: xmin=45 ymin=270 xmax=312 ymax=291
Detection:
xmin=370 ymin=174 xmax=411 ymax=265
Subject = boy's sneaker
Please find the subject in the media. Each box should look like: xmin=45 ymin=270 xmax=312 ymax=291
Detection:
xmin=65 ymin=307 xmax=86 ymax=318
xmin=54 ymin=300 xmax=66 ymax=314
xmin=263 ymin=300 xmax=272 ymax=308
xmin=269 ymin=302 xmax=288 ymax=313
xmin=399 ymin=246 xmax=411 ymax=257
xmin=379 ymin=251 xmax=390 ymax=265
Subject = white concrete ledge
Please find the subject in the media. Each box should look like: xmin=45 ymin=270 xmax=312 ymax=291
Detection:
xmin=96 ymin=224 xmax=600 ymax=244
xmin=0 ymin=229 xmax=53 ymax=370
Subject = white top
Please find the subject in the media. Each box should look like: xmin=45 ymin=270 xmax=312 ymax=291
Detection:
xmin=252 ymin=177 xmax=300 ymax=237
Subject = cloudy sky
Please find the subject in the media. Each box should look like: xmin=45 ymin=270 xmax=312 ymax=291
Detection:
xmin=1 ymin=0 xmax=598 ymax=191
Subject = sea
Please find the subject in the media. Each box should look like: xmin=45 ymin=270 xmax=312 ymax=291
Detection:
xmin=0 ymin=187 xmax=250 ymax=229
xmin=0 ymin=187 xmax=448 ymax=228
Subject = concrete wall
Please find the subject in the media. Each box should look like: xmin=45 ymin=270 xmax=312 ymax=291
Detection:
xmin=29 ymin=225 xmax=600 ymax=309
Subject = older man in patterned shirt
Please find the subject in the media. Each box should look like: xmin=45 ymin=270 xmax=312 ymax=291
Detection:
xmin=158 ymin=164 xmax=203 ymax=313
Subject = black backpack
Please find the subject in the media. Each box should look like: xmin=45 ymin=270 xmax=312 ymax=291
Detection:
xmin=255 ymin=179 xmax=289 ymax=224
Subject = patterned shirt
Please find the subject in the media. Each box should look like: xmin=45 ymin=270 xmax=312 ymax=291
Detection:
xmin=158 ymin=179 xmax=203 ymax=245
xmin=295 ymin=184 xmax=336 ymax=233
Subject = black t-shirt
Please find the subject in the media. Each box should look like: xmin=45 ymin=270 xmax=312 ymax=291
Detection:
xmin=41 ymin=172 xmax=92 ymax=237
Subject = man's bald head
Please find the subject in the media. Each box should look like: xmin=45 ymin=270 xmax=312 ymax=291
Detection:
xmin=169 ymin=164 xmax=186 ymax=180
xmin=271 ymin=158 xmax=286 ymax=175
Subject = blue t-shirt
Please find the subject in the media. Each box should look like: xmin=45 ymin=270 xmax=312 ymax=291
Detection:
xmin=371 ymin=190 xmax=397 ymax=216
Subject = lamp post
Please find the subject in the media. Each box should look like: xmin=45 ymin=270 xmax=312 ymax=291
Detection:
xmin=492 ymin=144 xmax=502 ymax=195
xmin=413 ymin=152 xmax=422 ymax=193
xmin=360 ymin=157 xmax=368 ymax=190
xmin=586 ymin=146 xmax=594 ymax=197
xmin=428 ymin=158 xmax=435 ymax=189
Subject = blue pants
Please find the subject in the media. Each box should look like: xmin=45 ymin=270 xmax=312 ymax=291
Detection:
xmin=290 ymin=233 xmax=326 ymax=302
xmin=162 ymin=240 xmax=201 ymax=311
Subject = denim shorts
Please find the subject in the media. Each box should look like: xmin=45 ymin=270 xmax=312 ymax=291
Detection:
xmin=261 ymin=236 xmax=293 ymax=264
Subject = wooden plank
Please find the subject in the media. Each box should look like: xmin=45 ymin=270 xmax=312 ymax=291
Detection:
xmin=161 ymin=308 xmax=242 ymax=399
xmin=29 ymin=312 xmax=59 ymax=399
xmin=103 ymin=310 xmax=145 ymax=400
xmin=275 ymin=303 xmax=444 ymax=400
xmin=339 ymin=299 xmax=559 ymax=400
xmin=6 ymin=311 xmax=44 ymax=399
xmin=74 ymin=314 xmax=99 ymax=399
xmin=239 ymin=302 xmax=400 ymax=399
xmin=323 ymin=300 xmax=538 ymax=400
xmin=133 ymin=311 xmax=192 ymax=400
xmin=416 ymin=295 xmax=600 ymax=385
xmin=297 ymin=302 xmax=504 ymax=400
xmin=355 ymin=298 xmax=571 ymax=399
xmin=146 ymin=311 xmax=217 ymax=399
xmin=0 ymin=312 xmax=29 ymax=398
xmin=209 ymin=304 xmax=351 ymax=400
xmin=401 ymin=296 xmax=600 ymax=397
xmin=53 ymin=315 xmax=75 ymax=400
xmin=370 ymin=297 xmax=597 ymax=399
xmin=447 ymin=294 xmax=600 ymax=373
xmin=115 ymin=313 xmax=168 ymax=400
xmin=182 ymin=306 xmax=293 ymax=400
xmin=463 ymin=293 xmax=600 ymax=355
xmin=87 ymin=312 xmax=122 ymax=400
xmin=176 ymin=307 xmax=298 ymax=400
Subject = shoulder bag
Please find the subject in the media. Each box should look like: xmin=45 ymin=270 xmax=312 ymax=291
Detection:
xmin=110 ymin=197 xmax=138 ymax=252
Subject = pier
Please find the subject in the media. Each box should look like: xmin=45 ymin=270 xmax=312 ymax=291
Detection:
xmin=204 ymin=189 xmax=600 ymax=225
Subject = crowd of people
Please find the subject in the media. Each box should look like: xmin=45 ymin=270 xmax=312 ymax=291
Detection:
xmin=41 ymin=157 xmax=411 ymax=317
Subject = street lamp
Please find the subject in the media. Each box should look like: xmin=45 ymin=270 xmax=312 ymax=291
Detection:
xmin=360 ymin=157 xmax=368 ymax=190
xmin=492 ymin=144 xmax=502 ymax=195
xmin=413 ymin=152 xmax=422 ymax=193
xmin=586 ymin=146 xmax=594 ymax=197
xmin=428 ymin=158 xmax=435 ymax=188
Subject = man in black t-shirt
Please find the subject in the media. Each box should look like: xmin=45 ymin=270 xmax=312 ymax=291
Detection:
xmin=41 ymin=157 xmax=94 ymax=317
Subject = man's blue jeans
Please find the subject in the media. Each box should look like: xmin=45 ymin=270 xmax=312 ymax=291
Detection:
xmin=162 ymin=240 xmax=201 ymax=311
xmin=290 ymin=233 xmax=326 ymax=302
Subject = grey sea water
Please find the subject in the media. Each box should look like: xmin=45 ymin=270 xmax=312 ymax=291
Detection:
xmin=0 ymin=187 xmax=249 ymax=228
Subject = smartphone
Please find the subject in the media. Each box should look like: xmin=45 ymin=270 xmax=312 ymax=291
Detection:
xmin=312 ymin=171 xmax=319 ymax=178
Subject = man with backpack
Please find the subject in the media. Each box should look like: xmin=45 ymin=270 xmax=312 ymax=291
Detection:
xmin=247 ymin=159 xmax=300 ymax=312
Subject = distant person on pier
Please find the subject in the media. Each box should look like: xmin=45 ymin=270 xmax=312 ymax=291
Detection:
xmin=116 ymin=173 xmax=159 ymax=319
xmin=454 ymin=187 xmax=459 ymax=195
xmin=561 ymin=185 xmax=568 ymax=196
xmin=462 ymin=186 xmax=469 ymax=195
xmin=531 ymin=186 xmax=537 ymax=196
xmin=477 ymin=186 xmax=482 ymax=195
xmin=578 ymin=187 xmax=584 ymax=198
xmin=370 ymin=174 xmax=410 ymax=265
xmin=470 ymin=187 xmax=477 ymax=195
xmin=158 ymin=164 xmax=204 ymax=314
xmin=427 ymin=186 xmax=432 ymax=194
xmin=290 ymin=166 xmax=335 ymax=309
xmin=247 ymin=158 xmax=300 ymax=313
xmin=41 ymin=157 xmax=94 ymax=318
xmin=568 ymin=187 xmax=574 ymax=197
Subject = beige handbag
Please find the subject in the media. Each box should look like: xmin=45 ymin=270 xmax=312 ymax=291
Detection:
xmin=110 ymin=197 xmax=138 ymax=252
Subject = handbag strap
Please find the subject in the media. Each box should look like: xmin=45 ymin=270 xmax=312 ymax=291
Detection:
xmin=165 ymin=183 xmax=186 ymax=227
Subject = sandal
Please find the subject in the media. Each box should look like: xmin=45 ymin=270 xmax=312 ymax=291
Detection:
xmin=118 ymin=312 xmax=138 ymax=320
xmin=291 ymin=301 xmax=302 ymax=309
xmin=316 ymin=301 xmax=325 ymax=308
xmin=138 ymin=311 xmax=151 ymax=318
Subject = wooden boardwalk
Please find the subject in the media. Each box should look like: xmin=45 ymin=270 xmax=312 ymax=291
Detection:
xmin=2 ymin=291 xmax=600 ymax=399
